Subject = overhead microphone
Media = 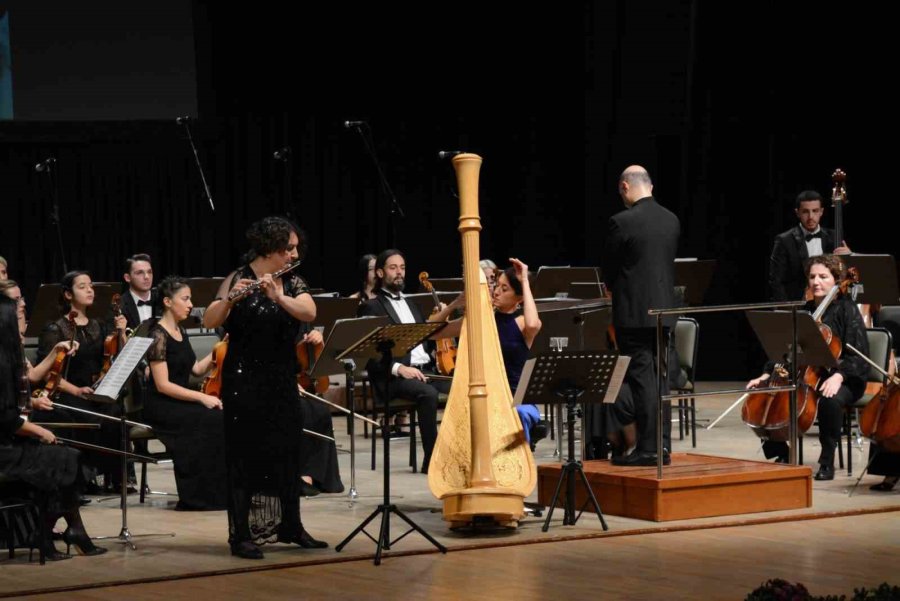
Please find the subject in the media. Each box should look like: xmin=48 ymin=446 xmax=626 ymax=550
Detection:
xmin=34 ymin=157 xmax=56 ymax=173
xmin=175 ymin=115 xmax=192 ymax=125
xmin=343 ymin=120 xmax=366 ymax=128
xmin=273 ymin=146 xmax=292 ymax=161
xmin=437 ymin=150 xmax=463 ymax=160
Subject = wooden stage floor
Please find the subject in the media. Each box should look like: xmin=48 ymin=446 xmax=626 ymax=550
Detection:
xmin=2 ymin=383 xmax=898 ymax=598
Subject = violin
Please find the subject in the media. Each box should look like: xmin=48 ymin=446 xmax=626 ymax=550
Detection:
xmin=742 ymin=269 xmax=858 ymax=440
xmin=31 ymin=311 xmax=78 ymax=402
xmin=296 ymin=328 xmax=329 ymax=394
xmin=419 ymin=271 xmax=457 ymax=376
xmin=201 ymin=340 xmax=228 ymax=398
xmin=100 ymin=293 xmax=124 ymax=379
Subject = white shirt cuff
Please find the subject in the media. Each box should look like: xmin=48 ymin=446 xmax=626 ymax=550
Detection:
xmin=391 ymin=363 xmax=402 ymax=377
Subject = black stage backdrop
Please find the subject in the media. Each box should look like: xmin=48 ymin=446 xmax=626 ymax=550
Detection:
xmin=0 ymin=1 xmax=894 ymax=380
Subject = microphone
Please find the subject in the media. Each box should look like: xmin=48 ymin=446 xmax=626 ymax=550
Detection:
xmin=273 ymin=147 xmax=292 ymax=161
xmin=175 ymin=116 xmax=191 ymax=125
xmin=438 ymin=150 xmax=463 ymax=160
xmin=344 ymin=120 xmax=366 ymax=128
xmin=34 ymin=157 xmax=56 ymax=173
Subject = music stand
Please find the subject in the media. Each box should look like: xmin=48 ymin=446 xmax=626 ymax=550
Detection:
xmin=421 ymin=277 xmax=464 ymax=292
xmin=310 ymin=297 xmax=360 ymax=337
xmin=674 ymin=259 xmax=717 ymax=306
xmin=88 ymin=337 xmax=175 ymax=549
xmin=517 ymin=350 xmax=619 ymax=532
xmin=533 ymin=266 xmax=600 ymax=299
xmin=334 ymin=322 xmax=448 ymax=566
xmin=567 ymin=281 xmax=604 ymax=299
xmin=84 ymin=284 xmax=115 ymax=321
xmin=746 ymin=310 xmax=837 ymax=370
xmin=24 ymin=284 xmax=62 ymax=338
xmin=841 ymin=254 xmax=899 ymax=305
xmin=309 ymin=315 xmax=389 ymax=502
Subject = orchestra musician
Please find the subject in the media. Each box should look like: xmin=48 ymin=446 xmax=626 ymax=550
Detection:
xmin=203 ymin=216 xmax=326 ymax=559
xmin=348 ymin=253 xmax=377 ymax=302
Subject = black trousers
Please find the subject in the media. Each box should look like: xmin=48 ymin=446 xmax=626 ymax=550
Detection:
xmin=613 ymin=327 xmax=672 ymax=454
xmin=762 ymin=384 xmax=857 ymax=466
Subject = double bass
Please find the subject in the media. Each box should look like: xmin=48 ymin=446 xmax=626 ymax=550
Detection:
xmin=419 ymin=272 xmax=458 ymax=376
xmin=742 ymin=270 xmax=858 ymax=441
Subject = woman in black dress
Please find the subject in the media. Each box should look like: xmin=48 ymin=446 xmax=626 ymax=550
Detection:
xmin=33 ymin=271 xmax=127 ymax=488
xmin=145 ymin=276 xmax=227 ymax=510
xmin=203 ymin=216 xmax=326 ymax=559
xmin=0 ymin=296 xmax=106 ymax=560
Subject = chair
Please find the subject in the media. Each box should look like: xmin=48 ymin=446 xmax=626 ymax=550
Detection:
xmin=874 ymin=306 xmax=900 ymax=356
xmin=0 ymin=476 xmax=46 ymax=564
xmin=841 ymin=327 xmax=892 ymax=476
xmin=672 ymin=317 xmax=700 ymax=447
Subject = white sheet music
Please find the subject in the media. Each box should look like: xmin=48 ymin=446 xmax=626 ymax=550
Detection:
xmin=602 ymin=355 xmax=631 ymax=403
xmin=91 ymin=337 xmax=153 ymax=402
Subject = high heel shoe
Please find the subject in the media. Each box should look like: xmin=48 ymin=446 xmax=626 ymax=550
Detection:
xmin=62 ymin=527 xmax=108 ymax=556
xmin=870 ymin=475 xmax=899 ymax=492
xmin=230 ymin=541 xmax=264 ymax=559
xmin=27 ymin=532 xmax=71 ymax=562
xmin=277 ymin=524 xmax=328 ymax=549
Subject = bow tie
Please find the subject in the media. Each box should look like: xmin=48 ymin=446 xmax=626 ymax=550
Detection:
xmin=380 ymin=291 xmax=403 ymax=302
xmin=804 ymin=231 xmax=822 ymax=242
xmin=136 ymin=299 xmax=152 ymax=307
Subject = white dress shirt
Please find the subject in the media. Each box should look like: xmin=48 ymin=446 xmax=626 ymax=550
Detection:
xmin=384 ymin=293 xmax=431 ymax=376
xmin=130 ymin=290 xmax=152 ymax=324
xmin=804 ymin=226 xmax=824 ymax=258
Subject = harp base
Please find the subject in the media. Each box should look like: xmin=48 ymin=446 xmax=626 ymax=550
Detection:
xmin=440 ymin=489 xmax=525 ymax=527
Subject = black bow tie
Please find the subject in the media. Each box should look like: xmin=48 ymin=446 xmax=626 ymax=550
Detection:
xmin=380 ymin=290 xmax=402 ymax=302
xmin=136 ymin=299 xmax=152 ymax=307
xmin=804 ymin=231 xmax=822 ymax=242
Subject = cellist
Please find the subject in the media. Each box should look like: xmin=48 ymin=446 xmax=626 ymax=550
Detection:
xmin=747 ymin=255 xmax=868 ymax=480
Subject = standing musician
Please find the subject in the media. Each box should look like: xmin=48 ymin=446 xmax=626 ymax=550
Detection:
xmin=602 ymin=165 xmax=680 ymax=467
xmin=203 ymin=216 xmax=326 ymax=560
xmin=747 ymin=255 xmax=868 ymax=480
xmin=769 ymin=190 xmax=851 ymax=302
xmin=145 ymin=275 xmax=227 ymax=510
xmin=348 ymin=253 xmax=377 ymax=302
xmin=357 ymin=249 xmax=450 ymax=475
xmin=32 ymin=271 xmax=128 ymax=490
xmin=0 ymin=296 xmax=107 ymax=560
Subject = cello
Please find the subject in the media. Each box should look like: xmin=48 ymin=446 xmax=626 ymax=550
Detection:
xmin=742 ymin=269 xmax=859 ymax=441
xmin=419 ymin=272 xmax=458 ymax=376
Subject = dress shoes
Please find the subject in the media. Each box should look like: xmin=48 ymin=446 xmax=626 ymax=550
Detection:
xmin=814 ymin=464 xmax=835 ymax=481
xmin=277 ymin=525 xmax=328 ymax=549
xmin=300 ymin=480 xmax=321 ymax=497
xmin=230 ymin=541 xmax=264 ymax=559
xmin=611 ymin=449 xmax=671 ymax=467
xmin=869 ymin=476 xmax=898 ymax=491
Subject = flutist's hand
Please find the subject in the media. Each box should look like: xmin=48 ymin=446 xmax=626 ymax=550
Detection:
xmin=259 ymin=273 xmax=283 ymax=303
xmin=227 ymin=278 xmax=255 ymax=303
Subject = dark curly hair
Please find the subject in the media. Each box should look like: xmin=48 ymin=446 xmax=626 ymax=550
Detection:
xmin=155 ymin=275 xmax=191 ymax=315
xmin=804 ymin=254 xmax=845 ymax=281
xmin=245 ymin=216 xmax=307 ymax=261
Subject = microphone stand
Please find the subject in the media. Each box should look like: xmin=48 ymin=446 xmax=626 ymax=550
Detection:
xmin=178 ymin=118 xmax=215 ymax=212
xmin=38 ymin=159 xmax=69 ymax=274
xmin=348 ymin=123 xmax=405 ymax=248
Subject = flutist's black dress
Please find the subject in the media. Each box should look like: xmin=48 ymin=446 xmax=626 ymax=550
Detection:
xmin=221 ymin=266 xmax=308 ymax=545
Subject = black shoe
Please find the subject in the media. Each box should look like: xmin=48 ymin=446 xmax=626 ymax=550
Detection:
xmin=870 ymin=476 xmax=898 ymax=491
xmin=28 ymin=533 xmax=71 ymax=562
xmin=774 ymin=455 xmax=789 ymax=464
xmin=300 ymin=480 xmax=320 ymax=497
xmin=230 ymin=541 xmax=264 ymax=559
xmin=78 ymin=496 xmax=92 ymax=506
xmin=62 ymin=527 xmax=107 ymax=556
xmin=277 ymin=525 xmax=328 ymax=549
xmin=814 ymin=464 xmax=835 ymax=481
xmin=612 ymin=450 xmax=670 ymax=467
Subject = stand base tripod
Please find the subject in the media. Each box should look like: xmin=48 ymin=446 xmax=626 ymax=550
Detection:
xmin=335 ymin=503 xmax=446 ymax=566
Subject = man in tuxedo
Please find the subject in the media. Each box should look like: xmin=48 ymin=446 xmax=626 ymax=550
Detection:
xmin=602 ymin=165 xmax=680 ymax=466
xmin=768 ymin=190 xmax=851 ymax=301
xmin=357 ymin=249 xmax=449 ymax=474
xmin=120 ymin=253 xmax=155 ymax=329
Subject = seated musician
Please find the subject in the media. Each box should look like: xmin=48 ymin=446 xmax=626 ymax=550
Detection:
xmin=144 ymin=276 xmax=227 ymax=510
xmin=747 ymin=255 xmax=868 ymax=480
xmin=357 ymin=249 xmax=450 ymax=474
xmin=348 ymin=253 xmax=377 ymax=302
xmin=120 ymin=253 xmax=156 ymax=330
xmin=435 ymin=258 xmax=547 ymax=449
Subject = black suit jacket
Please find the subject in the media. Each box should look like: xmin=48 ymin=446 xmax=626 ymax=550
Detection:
xmin=118 ymin=289 xmax=157 ymax=331
xmin=357 ymin=292 xmax=435 ymax=373
xmin=768 ymin=226 xmax=836 ymax=302
xmin=602 ymin=196 xmax=680 ymax=329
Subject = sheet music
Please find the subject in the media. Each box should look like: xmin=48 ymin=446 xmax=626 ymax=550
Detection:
xmin=602 ymin=355 xmax=631 ymax=403
xmin=513 ymin=358 xmax=537 ymax=406
xmin=91 ymin=337 xmax=153 ymax=401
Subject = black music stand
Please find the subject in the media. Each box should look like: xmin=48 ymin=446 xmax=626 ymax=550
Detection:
xmin=567 ymin=281 xmax=604 ymax=299
xmin=517 ymin=350 xmax=619 ymax=532
xmin=842 ymin=254 xmax=899 ymax=305
xmin=674 ymin=259 xmax=717 ymax=306
xmin=533 ymin=266 xmax=600 ymax=299
xmin=24 ymin=284 xmax=62 ymax=338
xmin=84 ymin=284 xmax=115 ymax=321
xmin=310 ymin=297 xmax=360 ymax=336
xmin=309 ymin=315 xmax=389 ymax=502
xmin=334 ymin=322 xmax=448 ymax=565
xmin=88 ymin=337 xmax=174 ymax=549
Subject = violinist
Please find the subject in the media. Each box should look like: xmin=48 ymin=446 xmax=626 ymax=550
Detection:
xmin=748 ymin=255 xmax=868 ymax=480
xmin=32 ymin=271 xmax=128 ymax=490
xmin=0 ymin=296 xmax=107 ymax=560
xmin=348 ymin=253 xmax=377 ymax=302
xmin=144 ymin=276 xmax=227 ymax=510
xmin=203 ymin=216 xmax=325 ymax=559
xmin=768 ymin=190 xmax=851 ymax=302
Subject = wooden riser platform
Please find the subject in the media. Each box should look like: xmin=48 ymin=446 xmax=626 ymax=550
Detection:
xmin=537 ymin=453 xmax=812 ymax=522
